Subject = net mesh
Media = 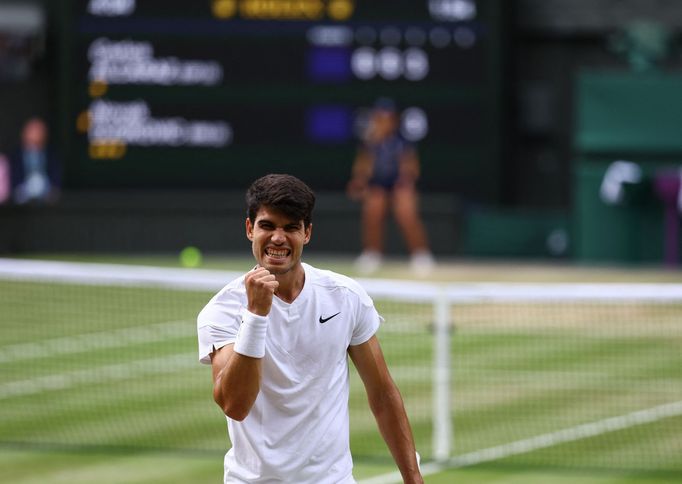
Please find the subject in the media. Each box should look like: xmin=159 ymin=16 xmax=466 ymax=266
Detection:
xmin=451 ymin=301 xmax=682 ymax=471
xmin=1 ymin=259 xmax=681 ymax=472
xmin=0 ymin=279 xmax=223 ymax=452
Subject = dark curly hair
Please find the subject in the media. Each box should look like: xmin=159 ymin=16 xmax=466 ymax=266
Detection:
xmin=246 ymin=174 xmax=316 ymax=228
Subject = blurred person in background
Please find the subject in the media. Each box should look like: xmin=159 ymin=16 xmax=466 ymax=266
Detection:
xmin=11 ymin=117 xmax=60 ymax=204
xmin=347 ymin=98 xmax=434 ymax=276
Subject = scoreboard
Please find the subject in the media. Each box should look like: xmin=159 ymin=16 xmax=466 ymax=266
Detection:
xmin=59 ymin=0 xmax=505 ymax=198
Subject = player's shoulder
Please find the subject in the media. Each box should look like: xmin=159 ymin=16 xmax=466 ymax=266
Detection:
xmin=304 ymin=262 xmax=359 ymax=290
xmin=199 ymin=272 xmax=247 ymax=317
xmin=303 ymin=263 xmax=373 ymax=305
xmin=215 ymin=272 xmax=247 ymax=297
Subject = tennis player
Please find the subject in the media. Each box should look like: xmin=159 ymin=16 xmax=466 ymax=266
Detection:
xmin=198 ymin=174 xmax=423 ymax=483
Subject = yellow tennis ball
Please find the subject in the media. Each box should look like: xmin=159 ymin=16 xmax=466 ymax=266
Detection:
xmin=180 ymin=246 xmax=202 ymax=268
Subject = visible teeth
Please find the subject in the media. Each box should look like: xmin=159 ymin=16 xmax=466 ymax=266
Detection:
xmin=267 ymin=249 xmax=288 ymax=257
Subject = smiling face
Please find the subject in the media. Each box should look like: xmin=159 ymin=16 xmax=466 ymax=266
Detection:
xmin=246 ymin=205 xmax=312 ymax=276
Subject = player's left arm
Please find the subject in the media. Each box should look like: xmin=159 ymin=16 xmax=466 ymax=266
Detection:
xmin=348 ymin=335 xmax=423 ymax=484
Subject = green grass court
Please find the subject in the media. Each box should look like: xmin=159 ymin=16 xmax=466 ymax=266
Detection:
xmin=1 ymin=255 xmax=681 ymax=483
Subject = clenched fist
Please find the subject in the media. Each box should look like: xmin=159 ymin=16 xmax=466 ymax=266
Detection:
xmin=245 ymin=266 xmax=279 ymax=316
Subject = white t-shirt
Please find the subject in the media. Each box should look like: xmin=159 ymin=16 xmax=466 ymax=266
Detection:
xmin=197 ymin=262 xmax=382 ymax=484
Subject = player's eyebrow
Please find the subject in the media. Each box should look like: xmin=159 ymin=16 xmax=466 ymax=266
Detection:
xmin=256 ymin=219 xmax=301 ymax=230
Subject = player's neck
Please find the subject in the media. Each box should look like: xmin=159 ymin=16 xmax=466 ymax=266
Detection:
xmin=274 ymin=264 xmax=305 ymax=303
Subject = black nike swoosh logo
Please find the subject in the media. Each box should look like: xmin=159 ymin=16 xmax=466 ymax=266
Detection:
xmin=319 ymin=312 xmax=341 ymax=324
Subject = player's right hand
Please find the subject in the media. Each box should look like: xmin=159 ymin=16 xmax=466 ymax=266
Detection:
xmin=245 ymin=266 xmax=279 ymax=316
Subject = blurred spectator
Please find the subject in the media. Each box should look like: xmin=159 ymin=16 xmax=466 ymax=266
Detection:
xmin=347 ymin=98 xmax=435 ymax=276
xmin=11 ymin=117 xmax=60 ymax=204
xmin=0 ymin=153 xmax=9 ymax=204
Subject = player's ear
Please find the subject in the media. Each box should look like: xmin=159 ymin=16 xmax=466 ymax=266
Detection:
xmin=245 ymin=217 xmax=254 ymax=241
xmin=303 ymin=223 xmax=312 ymax=245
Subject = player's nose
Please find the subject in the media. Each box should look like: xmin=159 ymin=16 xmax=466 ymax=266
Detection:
xmin=271 ymin=228 xmax=286 ymax=244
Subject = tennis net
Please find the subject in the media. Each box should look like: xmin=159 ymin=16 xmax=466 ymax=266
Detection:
xmin=1 ymin=258 xmax=681 ymax=473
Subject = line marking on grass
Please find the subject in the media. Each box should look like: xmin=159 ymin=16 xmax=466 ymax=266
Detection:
xmin=0 ymin=320 xmax=193 ymax=364
xmin=0 ymin=353 xmax=197 ymax=400
xmin=357 ymin=399 xmax=682 ymax=484
xmin=1 ymin=357 xmax=429 ymax=402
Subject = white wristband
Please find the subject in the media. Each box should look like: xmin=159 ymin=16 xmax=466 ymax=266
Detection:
xmin=233 ymin=310 xmax=268 ymax=358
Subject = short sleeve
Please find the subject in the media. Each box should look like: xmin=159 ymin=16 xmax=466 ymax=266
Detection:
xmin=349 ymin=290 xmax=383 ymax=346
xmin=197 ymin=289 xmax=243 ymax=364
